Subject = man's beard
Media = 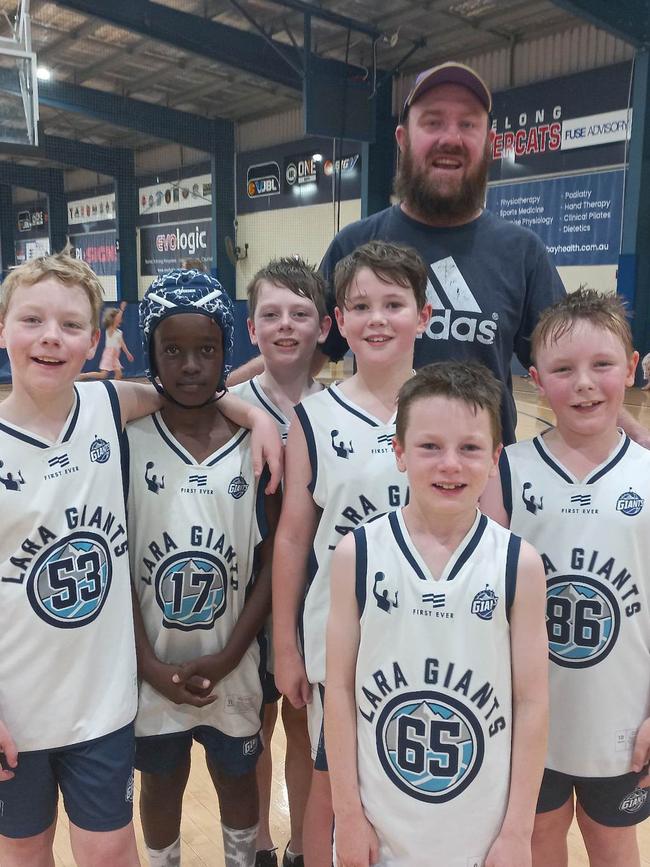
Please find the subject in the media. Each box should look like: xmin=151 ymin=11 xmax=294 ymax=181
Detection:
xmin=394 ymin=138 xmax=490 ymax=224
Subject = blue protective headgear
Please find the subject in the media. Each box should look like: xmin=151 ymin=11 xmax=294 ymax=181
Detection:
xmin=140 ymin=269 xmax=234 ymax=396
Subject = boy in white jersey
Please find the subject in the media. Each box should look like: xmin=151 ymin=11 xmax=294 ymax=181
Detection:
xmin=481 ymin=288 xmax=650 ymax=867
xmin=0 ymin=253 xmax=165 ymax=867
xmin=233 ymin=257 xmax=331 ymax=867
xmin=273 ymin=241 xmax=432 ymax=867
xmin=326 ymin=361 xmax=549 ymax=867
xmin=128 ymin=270 xmax=281 ymax=867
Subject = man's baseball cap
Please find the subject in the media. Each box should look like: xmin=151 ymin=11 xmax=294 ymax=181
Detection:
xmin=400 ymin=62 xmax=492 ymax=122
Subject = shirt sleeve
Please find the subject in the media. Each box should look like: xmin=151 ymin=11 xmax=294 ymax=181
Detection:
xmin=513 ymin=242 xmax=567 ymax=368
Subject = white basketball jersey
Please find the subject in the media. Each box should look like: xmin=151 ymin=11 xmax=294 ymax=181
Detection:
xmin=295 ymin=384 xmax=408 ymax=685
xmin=0 ymin=382 xmax=137 ymax=752
xmin=127 ymin=413 xmax=266 ymax=738
xmin=354 ymin=510 xmax=516 ymax=867
xmin=231 ymin=376 xmax=290 ymax=442
xmin=503 ymin=433 xmax=650 ymax=776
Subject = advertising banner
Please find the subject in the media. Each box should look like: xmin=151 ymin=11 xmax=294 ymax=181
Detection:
xmin=490 ymin=62 xmax=632 ymax=180
xmin=68 ymin=193 xmax=116 ymax=225
xmin=70 ymin=230 xmax=118 ymax=277
xmin=487 ymin=169 xmax=624 ymax=266
xmin=140 ymin=219 xmax=212 ymax=276
xmin=139 ymin=174 xmax=212 ymax=216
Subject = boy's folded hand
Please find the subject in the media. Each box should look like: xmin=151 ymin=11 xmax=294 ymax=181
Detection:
xmin=172 ymin=651 xmax=235 ymax=695
xmin=147 ymin=658 xmax=216 ymax=708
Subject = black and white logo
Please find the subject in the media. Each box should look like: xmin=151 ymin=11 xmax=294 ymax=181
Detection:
xmin=570 ymin=494 xmax=591 ymax=507
xmin=522 ymin=481 xmax=543 ymax=515
xmin=422 ymin=592 xmax=446 ymax=609
xmin=471 ymin=586 xmax=498 ymax=620
xmin=89 ymin=436 xmax=111 ymax=464
xmin=228 ymin=475 xmax=249 ymax=499
xmin=331 ymin=429 xmax=354 ymax=459
xmin=619 ymin=787 xmax=648 ymax=814
xmin=48 ymin=454 xmax=70 ymax=468
xmin=0 ymin=461 xmax=24 ymax=491
xmin=616 ymin=489 xmax=644 ymax=517
xmin=424 ymin=257 xmax=498 ymax=346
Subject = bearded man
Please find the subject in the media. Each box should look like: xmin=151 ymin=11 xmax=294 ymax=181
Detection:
xmin=318 ymin=62 xmax=566 ymax=445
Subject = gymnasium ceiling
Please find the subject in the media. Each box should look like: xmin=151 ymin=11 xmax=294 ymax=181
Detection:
xmin=0 ymin=0 xmax=594 ymax=154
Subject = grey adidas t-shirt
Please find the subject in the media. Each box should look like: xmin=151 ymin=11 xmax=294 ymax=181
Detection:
xmin=319 ymin=205 xmax=566 ymax=444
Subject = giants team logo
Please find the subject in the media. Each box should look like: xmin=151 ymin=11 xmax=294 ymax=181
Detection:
xmin=155 ymin=550 xmax=227 ymax=630
xmin=26 ymin=531 xmax=112 ymax=628
xmin=228 ymin=475 xmax=249 ymax=499
xmin=619 ymin=787 xmax=648 ymax=814
xmin=546 ymin=575 xmax=620 ymax=668
xmin=89 ymin=436 xmax=111 ymax=463
xmin=375 ymin=690 xmax=484 ymax=803
xmin=616 ymin=489 xmax=644 ymax=516
xmin=471 ymin=586 xmax=498 ymax=620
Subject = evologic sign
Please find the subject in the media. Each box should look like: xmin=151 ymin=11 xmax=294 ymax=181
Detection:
xmin=247 ymin=161 xmax=281 ymax=198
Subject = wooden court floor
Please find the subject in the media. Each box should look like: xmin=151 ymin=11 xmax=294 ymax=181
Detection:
xmin=1 ymin=377 xmax=649 ymax=865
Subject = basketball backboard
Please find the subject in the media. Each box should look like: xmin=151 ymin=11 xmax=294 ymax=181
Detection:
xmin=0 ymin=0 xmax=39 ymax=146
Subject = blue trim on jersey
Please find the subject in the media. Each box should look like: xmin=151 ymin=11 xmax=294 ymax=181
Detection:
xmin=205 ymin=428 xmax=249 ymax=466
xmin=533 ymin=436 xmax=573 ymax=483
xmin=61 ymin=387 xmax=81 ymax=443
xmin=256 ymin=467 xmax=270 ymax=541
xmin=294 ymin=402 xmax=318 ymax=495
xmin=250 ymin=379 xmax=286 ymax=427
xmin=389 ymin=510 xmax=428 ymax=581
xmin=499 ymin=450 xmax=513 ymax=521
xmin=587 ymin=434 xmax=630 ymax=484
xmin=152 ymin=413 xmax=193 ymax=464
xmin=0 ymin=419 xmax=49 ymax=448
xmin=505 ymin=533 xmax=520 ymax=621
xmin=354 ymin=526 xmax=368 ymax=617
xmin=446 ymin=513 xmax=488 ymax=582
xmin=327 ymin=386 xmax=380 ymax=427
xmin=103 ymin=381 xmax=129 ymax=505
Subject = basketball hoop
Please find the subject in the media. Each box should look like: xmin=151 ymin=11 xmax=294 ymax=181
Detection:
xmin=0 ymin=0 xmax=39 ymax=146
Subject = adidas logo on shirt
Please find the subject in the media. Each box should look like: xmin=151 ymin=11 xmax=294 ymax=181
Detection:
xmin=423 ymin=256 xmax=498 ymax=345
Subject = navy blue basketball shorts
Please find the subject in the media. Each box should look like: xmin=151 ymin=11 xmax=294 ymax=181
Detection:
xmin=135 ymin=725 xmax=262 ymax=778
xmin=0 ymin=723 xmax=135 ymax=839
xmin=537 ymin=767 xmax=650 ymax=827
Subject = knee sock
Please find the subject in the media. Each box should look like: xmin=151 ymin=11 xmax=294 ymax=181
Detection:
xmin=146 ymin=836 xmax=181 ymax=867
xmin=222 ymin=822 xmax=259 ymax=867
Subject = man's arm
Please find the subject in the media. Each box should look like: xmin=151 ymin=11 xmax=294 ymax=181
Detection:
xmin=272 ymin=419 xmax=320 ymax=709
xmin=326 ymin=533 xmax=380 ymax=867
xmin=513 ymin=245 xmax=566 ymax=370
xmin=485 ymin=540 xmax=548 ymax=867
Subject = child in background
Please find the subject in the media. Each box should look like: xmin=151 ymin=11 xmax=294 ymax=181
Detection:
xmin=326 ymin=361 xmax=548 ymax=867
xmin=232 ymin=256 xmax=331 ymax=867
xmin=128 ymin=269 xmax=280 ymax=867
xmin=482 ymin=288 xmax=650 ymax=867
xmin=273 ymin=241 xmax=431 ymax=867
xmin=80 ymin=301 xmax=134 ymax=380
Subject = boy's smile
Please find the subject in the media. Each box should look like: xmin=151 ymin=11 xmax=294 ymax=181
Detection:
xmin=531 ymin=320 xmax=638 ymax=442
xmin=335 ymin=267 xmax=430 ymax=363
xmin=248 ymin=281 xmax=328 ymax=370
xmin=153 ymin=313 xmax=223 ymax=407
xmin=394 ymin=395 xmax=500 ymax=515
xmin=0 ymin=278 xmax=99 ymax=392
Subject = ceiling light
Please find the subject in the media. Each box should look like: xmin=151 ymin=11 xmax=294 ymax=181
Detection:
xmin=36 ymin=66 xmax=51 ymax=81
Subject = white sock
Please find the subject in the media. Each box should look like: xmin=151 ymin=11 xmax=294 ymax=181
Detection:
xmin=222 ymin=822 xmax=258 ymax=867
xmin=146 ymin=836 xmax=181 ymax=867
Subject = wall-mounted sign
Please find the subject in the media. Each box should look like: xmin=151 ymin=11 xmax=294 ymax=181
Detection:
xmin=17 ymin=207 xmax=47 ymax=232
xmin=140 ymin=219 xmax=212 ymax=276
xmin=138 ymin=174 xmax=212 ymax=216
xmin=246 ymin=161 xmax=281 ymax=198
xmin=70 ymin=231 xmax=118 ymax=277
xmin=68 ymin=193 xmax=115 ymax=225
xmin=323 ymin=154 xmax=360 ymax=176
xmin=284 ymin=154 xmax=318 ymax=189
